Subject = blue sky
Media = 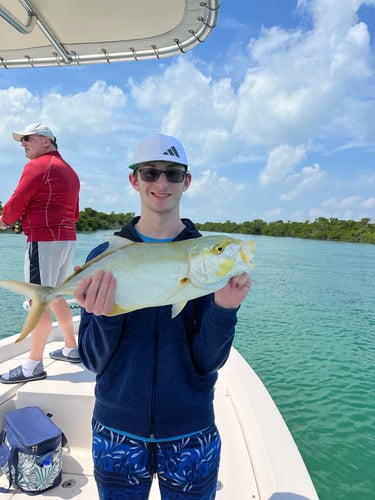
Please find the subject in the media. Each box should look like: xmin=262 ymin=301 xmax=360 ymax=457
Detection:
xmin=1 ymin=0 xmax=375 ymax=223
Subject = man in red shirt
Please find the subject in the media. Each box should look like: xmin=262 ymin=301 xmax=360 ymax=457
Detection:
xmin=0 ymin=123 xmax=81 ymax=383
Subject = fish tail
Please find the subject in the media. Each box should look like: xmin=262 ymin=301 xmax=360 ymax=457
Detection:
xmin=0 ymin=280 xmax=54 ymax=343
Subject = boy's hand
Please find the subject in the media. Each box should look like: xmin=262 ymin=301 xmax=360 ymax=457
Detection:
xmin=74 ymin=269 xmax=116 ymax=316
xmin=214 ymin=272 xmax=251 ymax=309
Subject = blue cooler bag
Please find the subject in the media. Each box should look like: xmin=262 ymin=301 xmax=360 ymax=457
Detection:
xmin=0 ymin=406 xmax=64 ymax=495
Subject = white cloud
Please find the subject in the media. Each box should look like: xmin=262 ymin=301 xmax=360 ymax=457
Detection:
xmin=0 ymin=0 xmax=375 ymax=223
xmin=232 ymin=0 xmax=374 ymax=152
xmin=186 ymin=169 xmax=245 ymax=198
xmin=322 ymin=195 xmax=364 ymax=208
xmin=362 ymin=197 xmax=375 ymax=208
xmin=259 ymin=144 xmax=307 ymax=185
xmin=281 ymin=164 xmax=325 ymax=201
xmin=265 ymin=208 xmax=284 ymax=220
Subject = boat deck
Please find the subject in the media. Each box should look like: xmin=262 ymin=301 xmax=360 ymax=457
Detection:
xmin=0 ymin=325 xmax=257 ymax=499
xmin=0 ymin=318 xmax=318 ymax=499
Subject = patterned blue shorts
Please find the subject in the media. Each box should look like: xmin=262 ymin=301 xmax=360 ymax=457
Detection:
xmin=92 ymin=420 xmax=221 ymax=499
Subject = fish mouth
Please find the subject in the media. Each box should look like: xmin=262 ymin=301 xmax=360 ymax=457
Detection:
xmin=228 ymin=241 xmax=255 ymax=267
xmin=240 ymin=242 xmax=254 ymax=263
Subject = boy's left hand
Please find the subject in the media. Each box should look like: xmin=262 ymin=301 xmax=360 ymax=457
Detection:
xmin=214 ymin=272 xmax=251 ymax=309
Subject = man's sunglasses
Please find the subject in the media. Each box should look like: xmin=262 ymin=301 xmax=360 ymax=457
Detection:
xmin=137 ymin=167 xmax=188 ymax=183
xmin=21 ymin=135 xmax=32 ymax=142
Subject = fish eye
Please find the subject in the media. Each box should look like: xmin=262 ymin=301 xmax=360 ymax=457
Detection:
xmin=214 ymin=244 xmax=224 ymax=254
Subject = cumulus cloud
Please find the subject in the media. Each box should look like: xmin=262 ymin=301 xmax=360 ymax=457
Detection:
xmin=232 ymin=0 xmax=374 ymax=153
xmin=322 ymin=195 xmax=375 ymax=211
xmin=259 ymin=144 xmax=307 ymax=185
xmin=0 ymin=0 xmax=374 ymax=222
xmin=187 ymin=169 xmax=246 ymax=198
xmin=281 ymin=164 xmax=325 ymax=201
xmin=362 ymin=197 xmax=375 ymax=208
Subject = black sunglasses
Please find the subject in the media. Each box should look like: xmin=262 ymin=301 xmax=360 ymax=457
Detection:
xmin=21 ymin=135 xmax=31 ymax=142
xmin=137 ymin=167 xmax=188 ymax=183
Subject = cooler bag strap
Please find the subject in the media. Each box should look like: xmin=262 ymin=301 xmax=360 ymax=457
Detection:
xmin=6 ymin=446 xmax=18 ymax=490
xmin=0 ymin=443 xmax=10 ymax=470
xmin=62 ymin=432 xmax=68 ymax=448
xmin=46 ymin=412 xmax=68 ymax=448
xmin=0 ymin=430 xmax=10 ymax=469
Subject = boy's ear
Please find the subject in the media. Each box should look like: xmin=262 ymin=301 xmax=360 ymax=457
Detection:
xmin=183 ymin=172 xmax=192 ymax=191
xmin=129 ymin=172 xmax=139 ymax=190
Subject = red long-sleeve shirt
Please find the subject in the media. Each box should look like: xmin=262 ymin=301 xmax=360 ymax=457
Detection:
xmin=2 ymin=151 xmax=80 ymax=242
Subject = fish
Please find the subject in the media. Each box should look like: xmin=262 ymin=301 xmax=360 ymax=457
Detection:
xmin=0 ymin=235 xmax=255 ymax=343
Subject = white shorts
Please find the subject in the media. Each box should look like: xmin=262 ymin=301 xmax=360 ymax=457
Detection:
xmin=24 ymin=241 xmax=76 ymax=287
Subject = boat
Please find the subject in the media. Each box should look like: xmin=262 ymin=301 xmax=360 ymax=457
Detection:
xmin=0 ymin=315 xmax=319 ymax=499
xmin=0 ymin=1 xmax=319 ymax=498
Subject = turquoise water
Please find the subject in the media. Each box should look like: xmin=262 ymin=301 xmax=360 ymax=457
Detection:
xmin=0 ymin=231 xmax=374 ymax=499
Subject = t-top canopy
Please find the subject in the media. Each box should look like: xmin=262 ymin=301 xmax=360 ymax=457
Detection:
xmin=0 ymin=0 xmax=219 ymax=69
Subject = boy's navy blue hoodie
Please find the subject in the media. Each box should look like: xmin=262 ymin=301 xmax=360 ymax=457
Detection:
xmin=78 ymin=217 xmax=239 ymax=439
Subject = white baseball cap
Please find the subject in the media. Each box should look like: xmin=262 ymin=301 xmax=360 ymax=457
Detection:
xmin=128 ymin=133 xmax=188 ymax=169
xmin=12 ymin=123 xmax=55 ymax=142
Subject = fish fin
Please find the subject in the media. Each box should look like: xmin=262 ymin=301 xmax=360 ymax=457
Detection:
xmin=106 ymin=303 xmax=132 ymax=316
xmin=62 ymin=237 xmax=137 ymax=283
xmin=106 ymin=235 xmax=135 ymax=249
xmin=171 ymin=301 xmax=187 ymax=318
xmin=0 ymin=280 xmax=54 ymax=343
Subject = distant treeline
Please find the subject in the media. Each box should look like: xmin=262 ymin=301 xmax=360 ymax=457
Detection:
xmin=195 ymin=217 xmax=375 ymax=244
xmin=74 ymin=209 xmax=375 ymax=244
xmin=76 ymin=207 xmax=135 ymax=232
xmin=1 ymin=203 xmax=374 ymax=244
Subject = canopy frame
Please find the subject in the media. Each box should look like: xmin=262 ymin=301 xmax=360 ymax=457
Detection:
xmin=0 ymin=0 xmax=220 ymax=69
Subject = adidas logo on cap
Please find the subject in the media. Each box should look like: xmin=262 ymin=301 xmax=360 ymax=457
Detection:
xmin=163 ymin=146 xmax=181 ymax=159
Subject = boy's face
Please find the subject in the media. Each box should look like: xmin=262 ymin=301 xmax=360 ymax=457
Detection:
xmin=129 ymin=161 xmax=191 ymax=214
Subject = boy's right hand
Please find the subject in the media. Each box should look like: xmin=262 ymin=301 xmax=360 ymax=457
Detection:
xmin=74 ymin=268 xmax=116 ymax=316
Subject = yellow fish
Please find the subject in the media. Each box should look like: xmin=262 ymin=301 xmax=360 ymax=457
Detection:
xmin=0 ymin=235 xmax=255 ymax=343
